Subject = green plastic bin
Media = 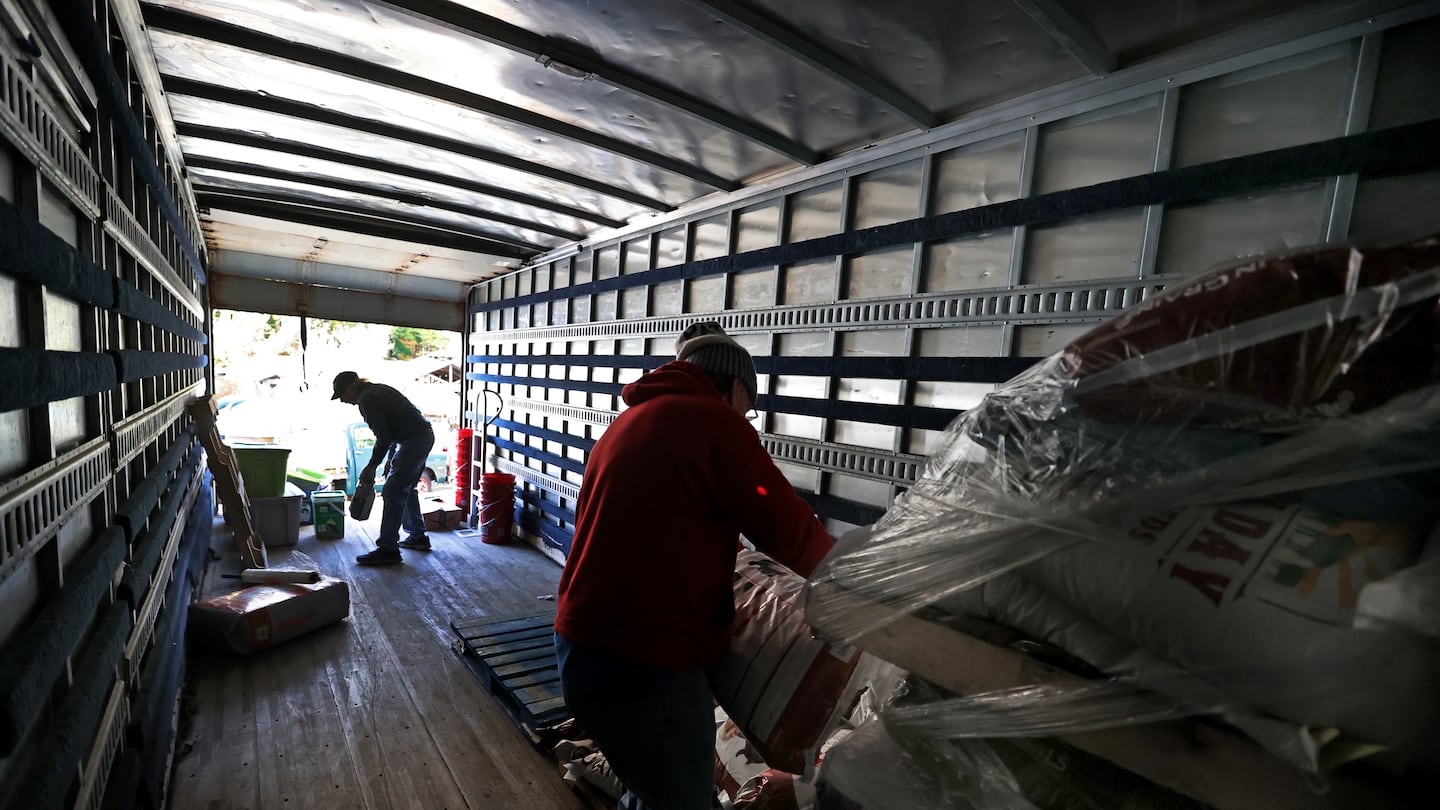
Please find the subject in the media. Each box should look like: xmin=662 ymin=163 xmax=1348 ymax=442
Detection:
xmin=232 ymin=445 xmax=291 ymax=499
xmin=312 ymin=491 xmax=346 ymax=540
xmin=287 ymin=466 xmax=328 ymax=493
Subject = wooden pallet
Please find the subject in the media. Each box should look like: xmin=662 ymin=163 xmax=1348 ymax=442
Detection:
xmin=450 ymin=610 xmax=569 ymax=741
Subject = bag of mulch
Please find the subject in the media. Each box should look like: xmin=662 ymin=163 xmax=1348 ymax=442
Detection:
xmin=1062 ymin=235 xmax=1440 ymax=431
xmin=1018 ymin=493 xmax=1440 ymax=756
xmin=711 ymin=551 xmax=876 ymax=775
xmin=187 ymin=576 xmax=349 ymax=654
xmin=806 ymin=235 xmax=1440 ymax=769
xmin=716 ymin=713 xmax=770 ymax=801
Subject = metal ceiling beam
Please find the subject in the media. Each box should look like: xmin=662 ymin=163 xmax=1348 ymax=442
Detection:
xmin=175 ymin=121 xmax=627 ymax=229
xmin=374 ymin=0 xmax=821 ymax=167
xmin=210 ymin=272 xmax=466 ymax=331
xmin=163 ymin=75 xmax=670 ymax=212
xmin=685 ymin=0 xmax=937 ymax=129
xmin=1011 ymin=0 xmax=1118 ymax=76
xmin=191 ymin=183 xmax=546 ymax=253
xmin=191 ymin=183 xmax=544 ymax=252
xmin=108 ymin=0 xmax=203 ymax=241
xmin=185 ymin=154 xmax=583 ymax=242
xmin=143 ymin=4 xmax=741 ymax=191
xmin=211 ymin=251 xmax=467 ymax=303
xmin=193 ymin=188 xmax=540 ymax=259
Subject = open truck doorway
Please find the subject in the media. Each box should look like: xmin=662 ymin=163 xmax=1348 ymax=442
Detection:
xmin=210 ymin=310 xmax=463 ymax=498
xmin=343 ymin=420 xmax=453 ymax=497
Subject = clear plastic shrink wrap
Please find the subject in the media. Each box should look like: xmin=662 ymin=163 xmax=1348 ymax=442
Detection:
xmin=804 ymin=234 xmax=1440 ymax=772
xmin=815 ymin=719 xmax=1038 ymax=810
xmin=815 ymin=716 xmax=1218 ymax=810
xmin=813 ymin=676 xmax=1214 ymax=810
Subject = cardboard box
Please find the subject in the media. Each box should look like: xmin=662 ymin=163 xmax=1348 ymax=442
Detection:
xmin=424 ymin=507 xmax=465 ymax=532
xmin=188 ymin=577 xmax=350 ymax=654
xmin=421 ymin=496 xmax=465 ymax=531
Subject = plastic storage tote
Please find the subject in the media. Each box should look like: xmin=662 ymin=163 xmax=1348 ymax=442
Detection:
xmin=232 ymin=445 xmax=291 ymax=498
xmin=251 ymin=495 xmax=302 ymax=547
xmin=286 ymin=466 xmax=328 ymax=493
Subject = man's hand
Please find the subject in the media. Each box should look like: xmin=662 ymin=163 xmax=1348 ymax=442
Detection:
xmin=360 ymin=463 xmax=377 ymax=486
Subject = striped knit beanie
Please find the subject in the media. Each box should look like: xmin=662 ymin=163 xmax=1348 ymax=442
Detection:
xmin=674 ymin=322 xmax=758 ymax=402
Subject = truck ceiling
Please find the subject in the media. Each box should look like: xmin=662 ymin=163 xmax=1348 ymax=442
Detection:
xmin=132 ymin=0 xmax=1375 ymax=325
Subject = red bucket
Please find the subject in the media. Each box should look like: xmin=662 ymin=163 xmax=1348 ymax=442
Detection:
xmin=478 ymin=472 xmax=515 ymax=545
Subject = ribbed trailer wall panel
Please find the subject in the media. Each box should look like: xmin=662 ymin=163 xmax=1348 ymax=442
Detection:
xmin=0 ymin=1 xmax=212 ymax=807
xmin=464 ymin=11 xmax=1440 ymax=560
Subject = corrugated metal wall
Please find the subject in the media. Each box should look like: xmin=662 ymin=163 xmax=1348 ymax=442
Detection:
xmin=466 ymin=11 xmax=1440 ymax=562
xmin=0 ymin=1 xmax=211 ymax=807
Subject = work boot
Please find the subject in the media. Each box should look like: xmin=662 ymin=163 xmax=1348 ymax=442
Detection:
xmin=356 ymin=547 xmax=402 ymax=565
xmin=398 ymin=533 xmax=431 ymax=551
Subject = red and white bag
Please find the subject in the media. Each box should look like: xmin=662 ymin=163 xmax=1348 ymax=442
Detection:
xmin=710 ymin=551 xmax=872 ymax=775
xmin=715 ymin=711 xmax=769 ymax=800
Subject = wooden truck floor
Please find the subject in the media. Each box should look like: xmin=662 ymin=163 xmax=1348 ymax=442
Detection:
xmin=173 ymin=502 xmax=587 ymax=810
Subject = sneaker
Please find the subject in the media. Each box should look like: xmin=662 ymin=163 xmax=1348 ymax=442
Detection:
xmin=398 ymin=534 xmax=432 ymax=551
xmin=356 ymin=547 xmax=402 ymax=566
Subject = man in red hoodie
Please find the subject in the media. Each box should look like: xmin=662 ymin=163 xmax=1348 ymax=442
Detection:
xmin=554 ymin=322 xmax=834 ymax=810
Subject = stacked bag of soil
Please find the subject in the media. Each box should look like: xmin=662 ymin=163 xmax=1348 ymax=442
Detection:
xmin=806 ymin=233 xmax=1440 ymax=779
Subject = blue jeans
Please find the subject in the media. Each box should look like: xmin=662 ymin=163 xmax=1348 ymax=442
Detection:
xmin=554 ymin=634 xmax=715 ymax=810
xmin=377 ymin=427 xmax=433 ymax=549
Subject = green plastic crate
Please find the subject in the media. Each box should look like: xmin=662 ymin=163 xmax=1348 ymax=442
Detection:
xmin=232 ymin=445 xmax=291 ymax=499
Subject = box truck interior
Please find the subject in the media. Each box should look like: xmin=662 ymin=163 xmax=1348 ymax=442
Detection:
xmin=1 ymin=0 xmax=1438 ymax=808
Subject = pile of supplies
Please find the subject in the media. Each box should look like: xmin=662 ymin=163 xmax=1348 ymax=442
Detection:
xmin=801 ymin=234 xmax=1440 ymax=806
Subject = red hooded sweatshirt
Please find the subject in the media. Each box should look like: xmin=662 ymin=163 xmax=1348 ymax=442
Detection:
xmin=554 ymin=361 xmax=834 ymax=671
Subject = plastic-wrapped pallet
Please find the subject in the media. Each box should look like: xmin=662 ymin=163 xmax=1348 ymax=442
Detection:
xmin=805 ymin=233 xmax=1440 ymax=774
